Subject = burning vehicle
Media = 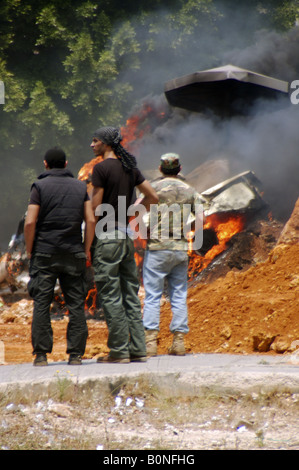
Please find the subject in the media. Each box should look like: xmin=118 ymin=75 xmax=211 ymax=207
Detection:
xmin=184 ymin=167 xmax=283 ymax=283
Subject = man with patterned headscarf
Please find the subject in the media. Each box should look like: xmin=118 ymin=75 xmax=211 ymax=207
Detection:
xmin=142 ymin=153 xmax=205 ymax=357
xmin=90 ymin=127 xmax=158 ymax=363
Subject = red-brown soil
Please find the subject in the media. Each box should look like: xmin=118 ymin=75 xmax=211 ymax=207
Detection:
xmin=0 ymin=201 xmax=298 ymax=365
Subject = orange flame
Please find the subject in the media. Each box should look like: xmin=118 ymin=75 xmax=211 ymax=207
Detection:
xmin=78 ymin=156 xmax=103 ymax=184
xmin=120 ymin=103 xmax=154 ymax=149
xmin=187 ymin=212 xmax=246 ymax=279
xmin=84 ymin=285 xmax=98 ymax=314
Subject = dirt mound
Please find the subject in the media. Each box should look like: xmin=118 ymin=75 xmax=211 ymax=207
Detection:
xmin=0 ymin=200 xmax=298 ymax=364
xmin=160 ymin=242 xmax=299 ymax=355
xmin=158 ymin=199 xmax=299 ymax=355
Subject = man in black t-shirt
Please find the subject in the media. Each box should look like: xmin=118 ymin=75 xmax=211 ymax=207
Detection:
xmin=90 ymin=127 xmax=158 ymax=363
xmin=92 ymin=158 xmax=145 ymax=229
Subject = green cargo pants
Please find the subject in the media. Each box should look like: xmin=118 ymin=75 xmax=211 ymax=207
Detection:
xmin=93 ymin=231 xmax=146 ymax=359
xmin=28 ymin=252 xmax=88 ymax=357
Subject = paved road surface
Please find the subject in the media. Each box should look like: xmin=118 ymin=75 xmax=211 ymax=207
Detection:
xmin=1 ymin=353 xmax=299 ymax=393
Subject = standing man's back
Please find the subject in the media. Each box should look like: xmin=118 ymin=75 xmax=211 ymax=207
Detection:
xmin=24 ymin=147 xmax=95 ymax=366
xmin=143 ymin=153 xmax=204 ymax=356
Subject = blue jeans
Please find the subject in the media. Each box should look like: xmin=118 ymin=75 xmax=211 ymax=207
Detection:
xmin=142 ymin=250 xmax=189 ymax=334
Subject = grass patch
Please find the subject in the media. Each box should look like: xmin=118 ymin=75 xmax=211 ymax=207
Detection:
xmin=0 ymin=375 xmax=299 ymax=450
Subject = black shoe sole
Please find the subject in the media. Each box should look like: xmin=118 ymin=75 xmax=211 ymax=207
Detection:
xmin=33 ymin=356 xmax=48 ymax=366
xmin=130 ymin=356 xmax=147 ymax=362
xmin=68 ymin=356 xmax=82 ymax=365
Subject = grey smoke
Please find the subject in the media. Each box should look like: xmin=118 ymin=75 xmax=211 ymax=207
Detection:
xmin=120 ymin=24 xmax=299 ymax=222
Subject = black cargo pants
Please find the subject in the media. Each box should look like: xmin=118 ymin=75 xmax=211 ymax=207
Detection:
xmin=28 ymin=252 xmax=88 ymax=357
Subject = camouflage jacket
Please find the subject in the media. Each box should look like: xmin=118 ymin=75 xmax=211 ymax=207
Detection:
xmin=146 ymin=176 xmax=204 ymax=251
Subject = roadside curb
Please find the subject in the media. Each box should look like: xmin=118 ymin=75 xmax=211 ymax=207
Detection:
xmin=1 ymin=353 xmax=299 ymax=395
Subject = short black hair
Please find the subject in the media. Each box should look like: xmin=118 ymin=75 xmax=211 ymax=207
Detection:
xmin=44 ymin=147 xmax=66 ymax=169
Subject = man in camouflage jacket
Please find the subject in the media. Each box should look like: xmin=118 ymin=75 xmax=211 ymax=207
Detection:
xmin=143 ymin=153 xmax=204 ymax=356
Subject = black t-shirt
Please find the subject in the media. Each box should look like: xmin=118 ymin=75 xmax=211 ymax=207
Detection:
xmin=91 ymin=158 xmax=145 ymax=227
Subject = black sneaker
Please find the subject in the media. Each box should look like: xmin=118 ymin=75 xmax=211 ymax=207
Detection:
xmin=33 ymin=354 xmax=48 ymax=367
xmin=68 ymin=354 xmax=82 ymax=365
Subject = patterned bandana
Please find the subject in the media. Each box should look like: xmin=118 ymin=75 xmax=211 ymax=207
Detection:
xmin=93 ymin=127 xmax=122 ymax=148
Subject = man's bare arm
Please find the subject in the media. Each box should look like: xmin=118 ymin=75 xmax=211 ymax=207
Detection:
xmin=24 ymin=204 xmax=40 ymax=259
xmin=83 ymin=200 xmax=96 ymax=258
xmin=91 ymin=186 xmax=104 ymax=216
